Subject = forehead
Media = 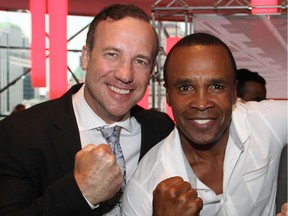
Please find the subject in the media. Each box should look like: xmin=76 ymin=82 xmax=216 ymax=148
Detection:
xmin=92 ymin=17 xmax=157 ymax=59
xmin=169 ymin=44 xmax=230 ymax=64
xmin=166 ymin=45 xmax=235 ymax=81
xmin=95 ymin=17 xmax=156 ymax=45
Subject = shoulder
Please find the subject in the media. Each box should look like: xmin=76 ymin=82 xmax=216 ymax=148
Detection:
xmin=131 ymin=105 xmax=174 ymax=127
xmin=233 ymin=99 xmax=287 ymax=144
xmin=132 ymin=105 xmax=172 ymax=119
xmin=234 ymin=98 xmax=286 ymax=112
xmin=131 ymin=106 xmax=175 ymax=151
xmin=0 ymin=84 xmax=80 ymax=132
xmin=233 ymin=99 xmax=287 ymax=121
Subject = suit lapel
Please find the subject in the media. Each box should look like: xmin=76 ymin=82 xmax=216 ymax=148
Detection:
xmin=131 ymin=105 xmax=174 ymax=161
xmin=49 ymin=84 xmax=83 ymax=173
xmin=131 ymin=106 xmax=149 ymax=160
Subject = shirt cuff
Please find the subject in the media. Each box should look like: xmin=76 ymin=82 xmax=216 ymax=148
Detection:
xmin=83 ymin=195 xmax=100 ymax=209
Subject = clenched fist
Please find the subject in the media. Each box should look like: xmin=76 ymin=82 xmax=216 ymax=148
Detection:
xmin=153 ymin=176 xmax=203 ymax=216
xmin=74 ymin=144 xmax=123 ymax=205
xmin=277 ymin=203 xmax=288 ymax=216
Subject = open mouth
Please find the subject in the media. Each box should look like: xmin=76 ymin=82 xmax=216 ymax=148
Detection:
xmin=108 ymin=85 xmax=130 ymax=95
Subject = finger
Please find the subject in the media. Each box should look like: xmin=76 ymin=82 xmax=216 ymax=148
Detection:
xmin=178 ymin=193 xmax=203 ymax=214
xmin=154 ymin=177 xmax=192 ymax=201
xmin=82 ymin=144 xmax=96 ymax=152
xmin=173 ymin=180 xmax=192 ymax=193
xmin=155 ymin=176 xmax=184 ymax=191
xmin=188 ymin=197 xmax=203 ymax=215
xmin=90 ymin=145 xmax=118 ymax=166
xmin=95 ymin=143 xmax=112 ymax=153
xmin=194 ymin=197 xmax=204 ymax=210
xmin=164 ymin=176 xmax=184 ymax=185
xmin=181 ymin=187 xmax=198 ymax=200
xmin=281 ymin=203 xmax=288 ymax=214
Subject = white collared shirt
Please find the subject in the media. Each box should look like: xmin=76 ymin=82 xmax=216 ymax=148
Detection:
xmin=122 ymin=100 xmax=287 ymax=216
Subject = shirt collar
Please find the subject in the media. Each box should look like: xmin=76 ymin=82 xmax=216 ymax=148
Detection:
xmin=231 ymin=100 xmax=251 ymax=151
xmin=72 ymin=85 xmax=133 ymax=132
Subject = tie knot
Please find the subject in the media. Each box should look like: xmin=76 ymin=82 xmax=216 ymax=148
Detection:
xmin=97 ymin=125 xmax=121 ymax=145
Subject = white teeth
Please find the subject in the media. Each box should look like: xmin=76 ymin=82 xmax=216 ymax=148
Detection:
xmin=194 ymin=119 xmax=211 ymax=124
xmin=109 ymin=85 xmax=130 ymax=95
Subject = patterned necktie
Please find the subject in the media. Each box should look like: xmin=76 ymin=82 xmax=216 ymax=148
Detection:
xmin=97 ymin=126 xmax=126 ymax=215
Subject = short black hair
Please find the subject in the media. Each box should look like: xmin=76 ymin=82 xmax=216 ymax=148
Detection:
xmin=236 ymin=68 xmax=266 ymax=98
xmin=163 ymin=32 xmax=237 ymax=85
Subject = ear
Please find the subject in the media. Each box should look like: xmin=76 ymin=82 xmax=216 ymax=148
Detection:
xmin=81 ymin=46 xmax=89 ymax=70
xmin=164 ymin=83 xmax=171 ymax=107
xmin=232 ymin=81 xmax=238 ymax=104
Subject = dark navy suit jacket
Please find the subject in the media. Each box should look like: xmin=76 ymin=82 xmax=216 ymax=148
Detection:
xmin=0 ymin=84 xmax=174 ymax=216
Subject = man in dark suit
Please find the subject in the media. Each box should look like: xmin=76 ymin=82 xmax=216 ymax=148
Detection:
xmin=0 ymin=4 xmax=174 ymax=216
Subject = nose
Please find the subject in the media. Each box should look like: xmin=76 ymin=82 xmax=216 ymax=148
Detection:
xmin=190 ymin=90 xmax=214 ymax=111
xmin=114 ymin=60 xmax=134 ymax=83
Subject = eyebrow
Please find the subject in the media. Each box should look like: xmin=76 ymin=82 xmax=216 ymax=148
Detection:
xmin=173 ymin=79 xmax=192 ymax=86
xmin=172 ymin=78 xmax=230 ymax=86
xmin=102 ymin=47 xmax=152 ymax=64
xmin=135 ymin=54 xmax=152 ymax=64
xmin=210 ymin=79 xmax=229 ymax=85
xmin=210 ymin=78 xmax=226 ymax=83
xmin=102 ymin=46 xmax=120 ymax=53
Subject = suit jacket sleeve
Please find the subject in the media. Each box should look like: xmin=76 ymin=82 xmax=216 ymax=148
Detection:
xmin=0 ymin=85 xmax=99 ymax=216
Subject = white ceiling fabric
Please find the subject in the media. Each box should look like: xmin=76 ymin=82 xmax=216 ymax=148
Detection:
xmin=193 ymin=14 xmax=287 ymax=99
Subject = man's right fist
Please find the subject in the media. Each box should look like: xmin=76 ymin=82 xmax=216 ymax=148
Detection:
xmin=152 ymin=176 xmax=203 ymax=216
xmin=74 ymin=144 xmax=123 ymax=205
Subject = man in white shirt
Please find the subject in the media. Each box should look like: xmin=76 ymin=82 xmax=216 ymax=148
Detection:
xmin=122 ymin=32 xmax=287 ymax=216
xmin=0 ymin=4 xmax=174 ymax=216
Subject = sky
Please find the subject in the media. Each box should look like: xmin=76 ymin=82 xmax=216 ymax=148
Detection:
xmin=0 ymin=10 xmax=93 ymax=72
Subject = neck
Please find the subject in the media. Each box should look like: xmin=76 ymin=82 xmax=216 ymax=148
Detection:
xmin=180 ymin=129 xmax=229 ymax=164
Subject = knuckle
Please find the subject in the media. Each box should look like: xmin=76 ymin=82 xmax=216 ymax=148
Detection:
xmin=107 ymin=154 xmax=117 ymax=164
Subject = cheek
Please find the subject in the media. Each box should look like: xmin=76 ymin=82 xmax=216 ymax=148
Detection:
xmin=214 ymin=91 xmax=235 ymax=105
xmin=135 ymin=71 xmax=151 ymax=86
xmin=169 ymin=94 xmax=189 ymax=113
xmin=219 ymin=102 xmax=233 ymax=125
xmin=86 ymin=59 xmax=108 ymax=77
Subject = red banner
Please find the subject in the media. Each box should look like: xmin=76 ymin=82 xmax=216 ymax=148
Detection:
xmin=30 ymin=0 xmax=46 ymax=87
xmin=251 ymin=0 xmax=278 ymax=14
xmin=48 ymin=0 xmax=68 ymax=99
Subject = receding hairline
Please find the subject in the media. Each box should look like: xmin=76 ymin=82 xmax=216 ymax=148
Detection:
xmin=85 ymin=4 xmax=159 ymax=54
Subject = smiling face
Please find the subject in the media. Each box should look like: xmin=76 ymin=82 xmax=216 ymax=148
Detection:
xmin=165 ymin=45 xmax=237 ymax=148
xmin=81 ymin=17 xmax=157 ymax=123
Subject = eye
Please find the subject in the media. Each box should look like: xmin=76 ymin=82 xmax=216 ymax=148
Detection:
xmin=209 ymin=84 xmax=225 ymax=92
xmin=134 ymin=58 xmax=147 ymax=65
xmin=133 ymin=58 xmax=151 ymax=72
xmin=134 ymin=58 xmax=150 ymax=69
xmin=179 ymin=84 xmax=193 ymax=92
xmin=174 ymin=80 xmax=194 ymax=94
xmin=105 ymin=52 xmax=118 ymax=59
xmin=211 ymin=84 xmax=224 ymax=89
